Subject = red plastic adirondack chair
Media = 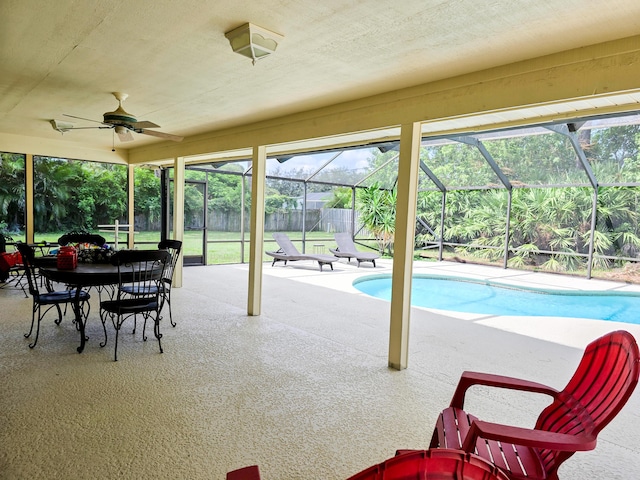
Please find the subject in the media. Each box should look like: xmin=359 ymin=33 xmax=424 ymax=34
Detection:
xmin=226 ymin=449 xmax=508 ymax=480
xmin=345 ymin=449 xmax=508 ymax=480
xmin=429 ymin=330 xmax=640 ymax=480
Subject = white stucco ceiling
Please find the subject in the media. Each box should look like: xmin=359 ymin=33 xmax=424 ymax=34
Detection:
xmin=2 ymin=0 xmax=640 ymax=155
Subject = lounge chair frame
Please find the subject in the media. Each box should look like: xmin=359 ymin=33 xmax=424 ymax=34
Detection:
xmin=330 ymin=232 xmax=380 ymax=267
xmin=266 ymin=233 xmax=336 ymax=272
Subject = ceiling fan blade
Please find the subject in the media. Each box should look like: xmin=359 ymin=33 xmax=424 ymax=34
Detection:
xmin=133 ymin=120 xmax=160 ymax=129
xmin=63 ymin=113 xmax=107 ymax=125
xmin=117 ymin=129 xmax=135 ymax=142
xmin=139 ymin=129 xmax=184 ymax=142
xmin=67 ymin=126 xmax=113 ymax=130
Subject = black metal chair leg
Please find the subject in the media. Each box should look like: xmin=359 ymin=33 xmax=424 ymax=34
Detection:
xmin=114 ymin=323 xmax=121 ymax=362
xmin=28 ymin=309 xmax=41 ymax=349
xmin=166 ymin=293 xmax=175 ymax=327
xmin=99 ymin=311 xmax=109 ymax=348
xmin=72 ymin=300 xmax=90 ymax=342
xmin=24 ymin=308 xmax=36 ymax=340
xmin=54 ymin=304 xmax=63 ymax=326
xmin=140 ymin=314 xmax=148 ymax=341
xmin=154 ymin=318 xmax=163 ymax=353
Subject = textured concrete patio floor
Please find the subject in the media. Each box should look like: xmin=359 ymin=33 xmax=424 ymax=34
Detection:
xmin=1 ymin=259 xmax=639 ymax=479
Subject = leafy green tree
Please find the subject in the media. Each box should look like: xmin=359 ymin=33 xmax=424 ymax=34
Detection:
xmin=311 ymin=166 xmax=361 ymax=189
xmin=79 ymin=163 xmax=128 ymax=226
xmin=30 ymin=157 xmax=129 ymax=233
xmin=423 ymin=142 xmax=499 ymax=187
xmin=266 ymin=166 xmax=305 ymax=197
xmin=588 ymin=125 xmax=640 ymax=171
xmin=33 ymin=157 xmax=80 ymax=231
xmin=264 ymin=188 xmax=299 ymax=214
xmin=362 ymin=150 xmax=400 ymax=189
xmin=484 ymin=132 xmax=584 ymax=185
xmin=325 ymin=187 xmax=352 ymax=208
xmin=134 ymin=168 xmax=160 ymax=226
xmin=207 ymin=171 xmax=246 ymax=213
xmin=0 ymin=153 xmax=25 ymax=232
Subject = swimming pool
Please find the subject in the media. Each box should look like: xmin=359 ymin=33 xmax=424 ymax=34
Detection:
xmin=353 ymin=274 xmax=640 ymax=325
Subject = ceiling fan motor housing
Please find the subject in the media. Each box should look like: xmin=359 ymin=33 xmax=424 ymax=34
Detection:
xmin=103 ymin=105 xmax=137 ymax=126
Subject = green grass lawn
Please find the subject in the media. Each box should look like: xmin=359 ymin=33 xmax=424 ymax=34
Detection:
xmin=33 ymin=230 xmax=381 ymax=265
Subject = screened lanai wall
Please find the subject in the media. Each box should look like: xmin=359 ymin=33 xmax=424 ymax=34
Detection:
xmin=3 ymin=111 xmax=640 ymax=280
xmin=171 ymin=111 xmax=640 ymax=281
xmin=415 ymin=114 xmax=640 ymax=280
xmin=177 ymin=144 xmax=399 ymax=263
xmin=0 ymin=155 xmax=159 ymax=249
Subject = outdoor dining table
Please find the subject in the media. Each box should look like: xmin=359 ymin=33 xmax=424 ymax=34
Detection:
xmin=39 ymin=263 xmax=122 ymax=353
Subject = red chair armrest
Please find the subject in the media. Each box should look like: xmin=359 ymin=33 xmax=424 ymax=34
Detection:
xmin=450 ymin=371 xmax=559 ymax=408
xmin=462 ymin=419 xmax=596 ymax=452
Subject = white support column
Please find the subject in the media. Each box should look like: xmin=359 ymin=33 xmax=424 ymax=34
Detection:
xmin=248 ymin=145 xmax=267 ymax=316
xmin=388 ymin=122 xmax=421 ymax=370
xmin=127 ymin=164 xmax=135 ymax=249
xmin=173 ymin=157 xmax=185 ymax=288
xmin=25 ymin=154 xmax=34 ymax=243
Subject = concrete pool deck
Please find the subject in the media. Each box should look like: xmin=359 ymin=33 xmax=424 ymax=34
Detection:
xmin=262 ymin=257 xmax=640 ymax=350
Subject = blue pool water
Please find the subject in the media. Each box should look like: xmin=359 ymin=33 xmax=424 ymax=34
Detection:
xmin=353 ymin=274 xmax=640 ymax=325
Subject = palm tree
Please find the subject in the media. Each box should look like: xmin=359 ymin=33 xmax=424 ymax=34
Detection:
xmin=0 ymin=153 xmax=25 ymax=232
xmin=356 ymin=183 xmax=396 ymax=254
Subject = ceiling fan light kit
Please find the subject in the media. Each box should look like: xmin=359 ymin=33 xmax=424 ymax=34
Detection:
xmin=225 ymin=23 xmax=283 ymax=65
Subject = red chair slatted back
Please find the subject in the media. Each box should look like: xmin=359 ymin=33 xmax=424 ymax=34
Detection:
xmin=535 ymin=330 xmax=639 ymax=474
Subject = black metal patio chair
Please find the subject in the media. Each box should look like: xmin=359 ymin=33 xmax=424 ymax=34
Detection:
xmin=157 ymin=239 xmax=182 ymax=327
xmin=100 ymin=249 xmax=169 ymax=361
xmin=17 ymin=243 xmax=91 ymax=349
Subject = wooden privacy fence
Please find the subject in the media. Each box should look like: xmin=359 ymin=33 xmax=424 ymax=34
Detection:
xmin=206 ymin=208 xmax=366 ymax=233
xmin=135 ymin=208 xmax=371 ymax=236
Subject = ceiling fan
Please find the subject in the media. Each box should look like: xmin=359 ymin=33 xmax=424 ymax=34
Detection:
xmin=52 ymin=92 xmax=184 ymax=143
